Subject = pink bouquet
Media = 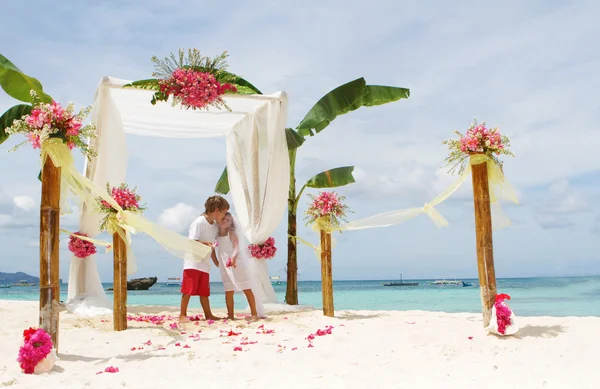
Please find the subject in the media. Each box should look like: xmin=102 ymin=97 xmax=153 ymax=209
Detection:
xmin=68 ymin=232 xmax=97 ymax=259
xmin=248 ymin=237 xmax=277 ymax=260
xmin=17 ymin=327 xmax=54 ymax=374
xmin=97 ymin=183 xmax=146 ymax=232
xmin=442 ymin=118 xmax=514 ymax=174
xmin=5 ymin=91 xmax=96 ymax=158
xmin=158 ymin=68 xmax=237 ymax=110
xmin=305 ymin=191 xmax=351 ymax=228
xmin=494 ymin=294 xmax=513 ymax=335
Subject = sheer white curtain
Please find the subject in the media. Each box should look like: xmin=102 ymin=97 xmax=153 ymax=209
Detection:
xmin=66 ymin=76 xmax=287 ymax=316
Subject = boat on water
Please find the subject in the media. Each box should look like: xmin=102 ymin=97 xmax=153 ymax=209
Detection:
xmin=270 ymin=276 xmax=283 ymax=286
xmin=0 ymin=285 xmax=11 ymax=289
xmin=431 ymin=277 xmax=471 ymax=287
xmin=13 ymin=280 xmax=37 ymax=287
xmin=165 ymin=277 xmax=182 ymax=286
xmin=383 ymin=274 xmax=419 ymax=287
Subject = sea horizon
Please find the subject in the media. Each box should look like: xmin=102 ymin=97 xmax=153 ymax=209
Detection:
xmin=2 ymin=275 xmax=599 ymax=317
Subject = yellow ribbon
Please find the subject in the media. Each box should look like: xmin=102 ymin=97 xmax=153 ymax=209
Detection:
xmin=40 ymin=139 xmax=212 ymax=275
xmin=295 ymin=154 xmax=518 ymax=259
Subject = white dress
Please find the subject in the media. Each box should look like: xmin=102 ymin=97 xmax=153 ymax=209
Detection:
xmin=216 ymin=233 xmax=253 ymax=292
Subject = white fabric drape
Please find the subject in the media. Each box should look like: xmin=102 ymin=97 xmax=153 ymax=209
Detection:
xmin=66 ymin=76 xmax=287 ymax=316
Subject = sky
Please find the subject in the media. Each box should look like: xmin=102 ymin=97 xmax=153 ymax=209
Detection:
xmin=1 ymin=0 xmax=599 ymax=283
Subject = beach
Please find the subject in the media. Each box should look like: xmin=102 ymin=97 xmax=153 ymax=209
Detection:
xmin=1 ymin=301 xmax=599 ymax=388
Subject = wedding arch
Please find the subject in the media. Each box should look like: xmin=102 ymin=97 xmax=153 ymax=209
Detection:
xmin=65 ymin=76 xmax=288 ymax=316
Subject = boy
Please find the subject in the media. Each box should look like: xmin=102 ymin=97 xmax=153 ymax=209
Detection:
xmin=179 ymin=195 xmax=230 ymax=323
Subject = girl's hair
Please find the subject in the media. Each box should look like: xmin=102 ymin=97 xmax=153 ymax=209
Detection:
xmin=224 ymin=212 xmax=235 ymax=231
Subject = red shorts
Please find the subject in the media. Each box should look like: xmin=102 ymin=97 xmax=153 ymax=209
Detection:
xmin=180 ymin=269 xmax=210 ymax=296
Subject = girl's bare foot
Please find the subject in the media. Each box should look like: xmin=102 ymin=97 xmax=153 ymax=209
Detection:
xmin=179 ymin=315 xmax=191 ymax=323
xmin=249 ymin=315 xmax=260 ymax=322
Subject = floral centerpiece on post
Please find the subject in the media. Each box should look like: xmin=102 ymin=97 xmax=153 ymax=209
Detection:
xmin=17 ymin=327 xmax=56 ymax=374
xmin=442 ymin=118 xmax=514 ymax=174
xmin=5 ymin=91 xmax=97 ymax=159
xmin=305 ymin=191 xmax=351 ymax=230
xmin=125 ymin=48 xmax=262 ymax=111
xmin=248 ymin=237 xmax=277 ymax=260
xmin=97 ymin=183 xmax=146 ymax=232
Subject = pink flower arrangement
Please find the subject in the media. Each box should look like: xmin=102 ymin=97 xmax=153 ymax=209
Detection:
xmin=494 ymin=293 xmax=513 ymax=335
xmin=97 ymin=183 xmax=146 ymax=232
xmin=17 ymin=327 xmax=53 ymax=374
xmin=305 ymin=191 xmax=351 ymax=228
xmin=68 ymin=232 xmax=97 ymax=259
xmin=248 ymin=237 xmax=277 ymax=260
xmin=158 ymin=68 xmax=237 ymax=110
xmin=443 ymin=118 xmax=514 ymax=174
xmin=225 ymin=258 xmax=236 ymax=268
xmin=5 ymin=91 xmax=97 ymax=158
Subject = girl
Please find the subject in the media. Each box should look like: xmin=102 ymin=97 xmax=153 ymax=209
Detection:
xmin=216 ymin=212 xmax=259 ymax=321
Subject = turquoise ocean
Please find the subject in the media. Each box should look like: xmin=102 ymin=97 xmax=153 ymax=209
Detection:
xmin=1 ymin=276 xmax=599 ymax=317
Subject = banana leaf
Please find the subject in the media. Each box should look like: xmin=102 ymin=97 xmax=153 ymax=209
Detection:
xmin=297 ymin=79 xmax=409 ymax=137
xmin=304 ymin=166 xmax=356 ymax=188
xmin=0 ymin=54 xmax=52 ymax=103
xmin=0 ymin=104 xmax=32 ymax=145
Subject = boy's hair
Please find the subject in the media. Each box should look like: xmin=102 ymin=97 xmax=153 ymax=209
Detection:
xmin=204 ymin=195 xmax=229 ymax=213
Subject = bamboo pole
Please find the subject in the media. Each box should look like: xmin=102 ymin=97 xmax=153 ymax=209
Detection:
xmin=470 ymin=154 xmax=497 ymax=327
xmin=320 ymin=230 xmax=334 ymax=317
xmin=39 ymin=157 xmax=61 ymax=349
xmin=112 ymin=230 xmax=127 ymax=331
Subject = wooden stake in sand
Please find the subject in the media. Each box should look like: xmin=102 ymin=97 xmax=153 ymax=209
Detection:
xmin=470 ymin=154 xmax=497 ymax=327
xmin=39 ymin=157 xmax=61 ymax=348
xmin=112 ymin=231 xmax=128 ymax=331
xmin=320 ymin=230 xmax=334 ymax=317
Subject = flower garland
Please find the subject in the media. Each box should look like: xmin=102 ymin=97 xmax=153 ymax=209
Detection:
xmin=17 ymin=327 xmax=53 ymax=374
xmin=248 ymin=237 xmax=277 ymax=260
xmin=68 ymin=232 xmax=97 ymax=259
xmin=305 ymin=191 xmax=351 ymax=229
xmin=97 ymin=183 xmax=146 ymax=232
xmin=494 ymin=293 xmax=514 ymax=335
xmin=442 ymin=118 xmax=514 ymax=174
xmin=5 ymin=91 xmax=97 ymax=159
xmin=126 ymin=48 xmax=262 ymax=111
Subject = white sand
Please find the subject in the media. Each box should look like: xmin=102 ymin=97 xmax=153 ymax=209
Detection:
xmin=1 ymin=301 xmax=599 ymax=388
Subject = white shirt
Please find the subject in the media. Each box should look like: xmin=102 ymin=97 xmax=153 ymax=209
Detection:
xmin=183 ymin=215 xmax=218 ymax=272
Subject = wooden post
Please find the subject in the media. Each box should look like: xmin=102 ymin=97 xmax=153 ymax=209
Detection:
xmin=320 ymin=230 xmax=334 ymax=317
xmin=39 ymin=157 xmax=61 ymax=349
xmin=112 ymin=230 xmax=127 ymax=331
xmin=470 ymin=154 xmax=497 ymax=327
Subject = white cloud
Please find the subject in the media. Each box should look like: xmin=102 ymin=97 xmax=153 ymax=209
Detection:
xmin=535 ymin=214 xmax=575 ymax=230
xmin=544 ymin=179 xmax=591 ymax=214
xmin=158 ymin=203 xmax=199 ymax=235
xmin=12 ymin=195 xmax=36 ymax=212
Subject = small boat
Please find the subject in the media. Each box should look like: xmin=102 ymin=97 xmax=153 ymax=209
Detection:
xmin=13 ymin=280 xmax=36 ymax=287
xmin=165 ymin=277 xmax=182 ymax=286
xmin=431 ymin=277 xmax=469 ymax=287
xmin=0 ymin=285 xmax=11 ymax=289
xmin=270 ymin=276 xmax=283 ymax=286
xmin=383 ymin=274 xmax=419 ymax=287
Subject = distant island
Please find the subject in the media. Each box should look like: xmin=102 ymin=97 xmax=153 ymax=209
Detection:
xmin=0 ymin=272 xmax=40 ymax=284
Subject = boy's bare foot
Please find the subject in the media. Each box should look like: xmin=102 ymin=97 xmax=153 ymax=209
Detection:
xmin=179 ymin=315 xmax=191 ymax=323
xmin=227 ymin=315 xmax=236 ymax=321
xmin=205 ymin=315 xmax=222 ymax=321
xmin=249 ymin=315 xmax=260 ymax=322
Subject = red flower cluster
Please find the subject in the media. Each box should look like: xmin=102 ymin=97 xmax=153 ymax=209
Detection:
xmin=68 ymin=232 xmax=97 ymax=259
xmin=495 ymin=293 xmax=513 ymax=335
xmin=159 ymin=68 xmax=237 ymax=110
xmin=17 ymin=327 xmax=53 ymax=374
xmin=248 ymin=237 xmax=277 ymax=259
xmin=100 ymin=185 xmax=141 ymax=211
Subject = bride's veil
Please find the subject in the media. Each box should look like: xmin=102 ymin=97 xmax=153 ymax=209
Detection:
xmin=231 ymin=214 xmax=278 ymax=316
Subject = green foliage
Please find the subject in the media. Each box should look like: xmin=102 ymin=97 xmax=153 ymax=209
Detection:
xmin=304 ymin=166 xmax=356 ymax=188
xmin=0 ymin=104 xmax=32 ymax=145
xmin=297 ymin=78 xmax=410 ymax=137
xmin=0 ymin=53 xmax=52 ymax=103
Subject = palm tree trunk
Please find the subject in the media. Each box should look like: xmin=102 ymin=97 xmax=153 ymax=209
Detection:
xmin=285 ymin=150 xmax=299 ymax=305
